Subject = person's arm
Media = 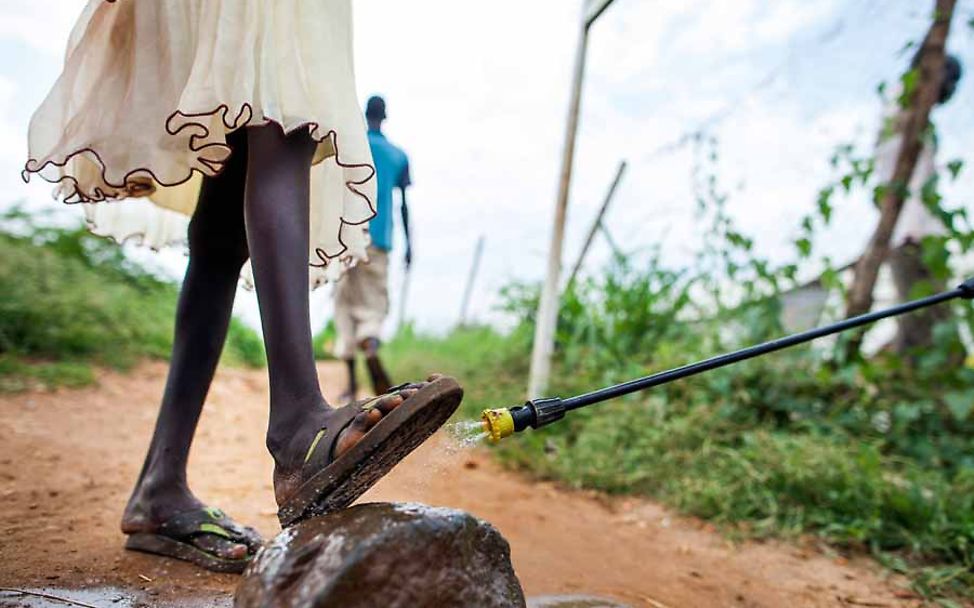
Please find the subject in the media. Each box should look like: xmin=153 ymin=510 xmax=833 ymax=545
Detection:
xmin=399 ymin=159 xmax=413 ymax=268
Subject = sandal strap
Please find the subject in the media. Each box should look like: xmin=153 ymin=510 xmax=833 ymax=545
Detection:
xmin=158 ymin=507 xmax=251 ymax=543
xmin=302 ymin=384 xmax=416 ymax=471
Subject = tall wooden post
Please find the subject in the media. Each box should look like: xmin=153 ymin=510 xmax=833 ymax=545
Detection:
xmin=459 ymin=236 xmax=486 ymax=327
xmin=396 ymin=269 xmax=410 ymax=333
xmin=528 ymin=0 xmax=618 ymax=399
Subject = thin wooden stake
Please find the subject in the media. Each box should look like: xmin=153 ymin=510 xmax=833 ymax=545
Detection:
xmin=528 ymin=0 xmax=619 ymax=398
xmin=459 ymin=236 xmax=486 ymax=326
xmin=396 ymin=265 xmax=411 ymax=333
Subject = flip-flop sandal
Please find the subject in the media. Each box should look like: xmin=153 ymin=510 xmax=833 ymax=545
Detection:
xmin=277 ymin=375 xmax=463 ymax=528
xmin=124 ymin=507 xmax=263 ymax=574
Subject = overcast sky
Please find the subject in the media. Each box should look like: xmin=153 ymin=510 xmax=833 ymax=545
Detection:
xmin=1 ymin=0 xmax=971 ymax=336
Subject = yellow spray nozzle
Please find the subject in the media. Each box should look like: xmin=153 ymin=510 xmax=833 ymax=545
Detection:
xmin=481 ymin=408 xmax=515 ymax=442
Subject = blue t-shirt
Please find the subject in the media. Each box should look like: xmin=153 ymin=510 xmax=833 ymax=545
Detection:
xmin=367 ymin=130 xmax=410 ymax=252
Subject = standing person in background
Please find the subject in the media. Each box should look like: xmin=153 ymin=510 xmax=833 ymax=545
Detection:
xmin=877 ymin=54 xmax=964 ymax=358
xmin=335 ymin=96 xmax=413 ymax=401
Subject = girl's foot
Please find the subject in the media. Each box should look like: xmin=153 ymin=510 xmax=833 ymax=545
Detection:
xmin=273 ymin=375 xmax=463 ymax=527
xmin=271 ymin=381 xmax=426 ymax=505
xmin=121 ymin=485 xmax=262 ymax=571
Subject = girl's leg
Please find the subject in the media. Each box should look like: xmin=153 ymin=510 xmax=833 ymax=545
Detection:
xmin=122 ymin=131 xmax=251 ymax=559
xmin=243 ymin=124 xmax=328 ymax=463
xmin=242 ymin=124 xmax=413 ymax=497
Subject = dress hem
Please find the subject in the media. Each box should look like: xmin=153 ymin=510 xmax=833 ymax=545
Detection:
xmin=22 ymin=102 xmax=377 ymax=269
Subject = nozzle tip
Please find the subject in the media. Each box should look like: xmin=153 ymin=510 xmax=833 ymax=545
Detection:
xmin=481 ymin=408 xmax=515 ymax=442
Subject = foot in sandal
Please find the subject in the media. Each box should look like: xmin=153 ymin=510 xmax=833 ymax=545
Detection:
xmin=273 ymin=374 xmax=463 ymax=527
xmin=122 ymin=494 xmax=263 ymax=574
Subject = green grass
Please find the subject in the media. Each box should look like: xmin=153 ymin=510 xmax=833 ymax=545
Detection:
xmin=0 ymin=217 xmax=265 ymax=392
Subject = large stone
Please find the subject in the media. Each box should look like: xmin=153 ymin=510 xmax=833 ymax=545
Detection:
xmin=235 ymin=502 xmax=526 ymax=608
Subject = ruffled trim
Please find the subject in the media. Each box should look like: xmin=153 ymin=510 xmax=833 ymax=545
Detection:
xmin=22 ymin=102 xmax=376 ymax=269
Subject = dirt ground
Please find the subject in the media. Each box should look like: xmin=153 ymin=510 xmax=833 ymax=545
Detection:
xmin=0 ymin=361 xmax=930 ymax=607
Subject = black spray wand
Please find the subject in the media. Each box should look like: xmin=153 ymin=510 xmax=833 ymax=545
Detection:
xmin=481 ymin=278 xmax=974 ymax=442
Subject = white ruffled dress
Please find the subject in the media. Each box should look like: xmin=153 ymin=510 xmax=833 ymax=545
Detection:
xmin=23 ymin=0 xmax=376 ymax=287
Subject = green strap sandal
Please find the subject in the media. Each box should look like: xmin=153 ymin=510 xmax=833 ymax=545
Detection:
xmin=124 ymin=507 xmax=263 ymax=574
xmin=277 ymin=376 xmax=463 ymax=528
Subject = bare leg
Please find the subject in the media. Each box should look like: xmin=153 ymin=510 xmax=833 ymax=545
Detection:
xmin=243 ymin=125 xmax=328 ymax=463
xmin=242 ymin=125 xmax=415 ymax=493
xmin=361 ymin=337 xmax=392 ymax=395
xmin=122 ymin=131 xmax=252 ymax=559
xmin=241 ymin=124 xmax=444 ymax=509
xmin=340 ymin=357 xmax=358 ymax=403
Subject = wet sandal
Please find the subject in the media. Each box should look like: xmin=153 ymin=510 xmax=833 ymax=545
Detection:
xmin=124 ymin=507 xmax=263 ymax=574
xmin=277 ymin=375 xmax=463 ymax=527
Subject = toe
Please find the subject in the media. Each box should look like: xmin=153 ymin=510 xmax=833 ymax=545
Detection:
xmin=192 ymin=534 xmax=250 ymax=560
xmin=237 ymin=526 xmax=265 ymax=553
xmin=372 ymin=393 xmax=404 ymax=415
xmin=334 ymin=410 xmax=375 ymax=458
xmin=349 ymin=409 xmax=379 ymax=434
xmin=365 ymin=408 xmax=383 ymax=426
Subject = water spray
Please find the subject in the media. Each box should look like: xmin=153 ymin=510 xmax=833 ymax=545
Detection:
xmin=482 ymin=278 xmax=974 ymax=442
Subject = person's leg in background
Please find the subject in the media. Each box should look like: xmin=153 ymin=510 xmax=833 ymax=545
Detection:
xmin=333 ymin=271 xmax=361 ymax=403
xmin=363 ymin=338 xmax=392 ymax=395
xmin=355 ymin=247 xmax=393 ymax=395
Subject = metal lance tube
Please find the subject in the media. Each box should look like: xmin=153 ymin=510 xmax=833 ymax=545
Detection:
xmin=483 ymin=278 xmax=974 ymax=441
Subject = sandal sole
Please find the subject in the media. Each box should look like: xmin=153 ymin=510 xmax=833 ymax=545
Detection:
xmin=124 ymin=533 xmax=251 ymax=574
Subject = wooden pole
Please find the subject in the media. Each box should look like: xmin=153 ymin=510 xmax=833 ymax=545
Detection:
xmin=843 ymin=0 xmax=956 ymax=357
xmin=528 ymin=0 xmax=618 ymax=399
xmin=566 ymin=160 xmax=628 ymax=287
xmin=527 ymin=19 xmax=590 ymax=399
xmin=459 ymin=236 xmax=486 ymax=327
xmin=396 ymin=267 xmax=410 ymax=333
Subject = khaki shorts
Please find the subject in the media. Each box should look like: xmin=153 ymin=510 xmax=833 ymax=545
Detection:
xmin=333 ymin=247 xmax=390 ymax=359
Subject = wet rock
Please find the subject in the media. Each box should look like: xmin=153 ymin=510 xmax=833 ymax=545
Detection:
xmin=235 ymin=502 xmax=526 ymax=608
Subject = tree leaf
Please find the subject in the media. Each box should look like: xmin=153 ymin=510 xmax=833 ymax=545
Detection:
xmin=946 ymin=159 xmax=964 ymax=180
xmin=944 ymin=392 xmax=972 ymax=422
xmin=795 ymin=238 xmax=812 ymax=258
xmin=817 ymin=192 xmax=833 ymax=223
xmin=840 ymin=175 xmax=854 ymax=193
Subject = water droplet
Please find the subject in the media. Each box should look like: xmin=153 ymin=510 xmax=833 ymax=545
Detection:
xmin=445 ymin=420 xmax=489 ymax=451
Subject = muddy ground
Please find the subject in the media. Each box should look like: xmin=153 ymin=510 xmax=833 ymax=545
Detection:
xmin=0 ymin=362 xmax=928 ymax=607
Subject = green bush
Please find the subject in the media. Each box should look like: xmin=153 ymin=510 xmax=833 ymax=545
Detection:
xmin=224 ymin=317 xmax=267 ymax=368
xmin=0 ymin=209 xmax=265 ymax=390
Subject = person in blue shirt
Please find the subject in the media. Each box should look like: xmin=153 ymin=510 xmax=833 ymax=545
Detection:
xmin=334 ymin=96 xmax=412 ymax=400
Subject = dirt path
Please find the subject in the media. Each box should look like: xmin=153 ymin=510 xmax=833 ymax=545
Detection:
xmin=0 ymin=362 xmax=925 ymax=607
